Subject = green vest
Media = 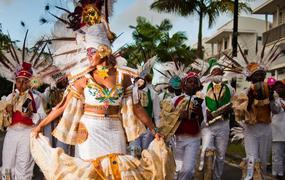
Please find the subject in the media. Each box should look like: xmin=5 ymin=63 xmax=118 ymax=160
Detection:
xmin=145 ymin=89 xmax=153 ymax=118
xmin=205 ymin=83 xmax=231 ymax=112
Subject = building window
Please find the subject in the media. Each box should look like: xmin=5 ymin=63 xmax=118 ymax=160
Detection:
xmin=224 ymin=40 xmax=228 ymax=50
xmin=257 ymin=36 xmax=262 ymax=41
xmin=244 ymin=49 xmax=248 ymax=56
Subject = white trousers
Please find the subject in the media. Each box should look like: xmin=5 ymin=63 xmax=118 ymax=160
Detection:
xmin=272 ymin=141 xmax=285 ymax=176
xmin=244 ymin=123 xmax=271 ymax=171
xmin=2 ymin=124 xmax=34 ymax=180
xmin=174 ymin=135 xmax=200 ymax=180
xmin=201 ymin=120 xmax=229 ymax=180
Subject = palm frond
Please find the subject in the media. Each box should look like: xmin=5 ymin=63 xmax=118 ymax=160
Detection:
xmin=151 ymin=0 xmax=197 ymax=16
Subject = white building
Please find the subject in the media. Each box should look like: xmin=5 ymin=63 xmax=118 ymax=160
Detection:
xmin=205 ymin=16 xmax=267 ymax=61
xmin=253 ymin=0 xmax=285 ymax=80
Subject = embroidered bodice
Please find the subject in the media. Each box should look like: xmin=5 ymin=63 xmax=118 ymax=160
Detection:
xmin=83 ymin=71 xmax=124 ymax=107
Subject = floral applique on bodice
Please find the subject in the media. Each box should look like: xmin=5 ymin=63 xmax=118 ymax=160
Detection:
xmin=84 ymin=71 xmax=124 ymax=108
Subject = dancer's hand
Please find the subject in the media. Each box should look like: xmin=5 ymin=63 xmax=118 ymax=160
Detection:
xmin=180 ymin=110 xmax=188 ymax=119
xmin=32 ymin=125 xmax=42 ymax=138
xmin=6 ymin=104 xmax=13 ymax=114
xmin=154 ymin=132 xmax=164 ymax=140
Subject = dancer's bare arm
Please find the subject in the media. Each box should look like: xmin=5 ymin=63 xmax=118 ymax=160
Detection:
xmin=32 ymin=77 xmax=86 ymax=137
xmin=123 ymin=75 xmax=162 ymax=139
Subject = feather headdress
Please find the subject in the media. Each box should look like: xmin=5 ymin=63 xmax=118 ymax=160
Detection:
xmin=153 ymin=60 xmax=191 ymax=90
xmin=42 ymin=0 xmax=118 ymax=82
xmin=136 ymin=56 xmax=157 ymax=79
xmin=221 ymin=40 xmax=285 ymax=78
xmin=0 ymin=31 xmax=53 ymax=87
xmin=45 ymin=0 xmax=117 ymax=31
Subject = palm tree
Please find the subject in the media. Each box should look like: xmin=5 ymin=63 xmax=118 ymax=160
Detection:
xmin=121 ymin=16 xmax=195 ymax=68
xmin=0 ymin=24 xmax=11 ymax=52
xmin=151 ymin=0 xmax=252 ymax=59
xmin=0 ymin=24 xmax=13 ymax=97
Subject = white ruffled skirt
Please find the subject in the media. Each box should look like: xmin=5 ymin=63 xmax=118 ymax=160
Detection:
xmin=30 ymin=115 xmax=176 ymax=180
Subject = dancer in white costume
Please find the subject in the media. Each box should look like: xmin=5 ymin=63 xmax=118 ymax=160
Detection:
xmin=226 ymin=41 xmax=285 ymax=179
xmin=173 ymin=72 xmax=204 ymax=180
xmin=0 ymin=33 xmax=49 ymax=179
xmin=31 ymin=1 xmax=175 ymax=179
xmin=271 ymin=79 xmax=285 ymax=179
xmin=199 ymin=58 xmax=234 ymax=180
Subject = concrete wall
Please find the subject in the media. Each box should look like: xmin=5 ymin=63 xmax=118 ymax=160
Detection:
xmin=217 ymin=16 xmax=267 ymax=36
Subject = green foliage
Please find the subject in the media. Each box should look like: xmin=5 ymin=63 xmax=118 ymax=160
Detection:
xmin=0 ymin=23 xmax=11 ymax=53
xmin=121 ymin=17 xmax=195 ymax=68
xmin=0 ymin=76 xmax=13 ymax=97
xmin=151 ymin=0 xmax=253 ymax=58
xmin=0 ymin=24 xmax=13 ymax=97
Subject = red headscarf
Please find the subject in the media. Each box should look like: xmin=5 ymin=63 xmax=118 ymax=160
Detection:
xmin=182 ymin=71 xmax=201 ymax=90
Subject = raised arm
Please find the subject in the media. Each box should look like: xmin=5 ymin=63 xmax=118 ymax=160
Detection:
xmin=32 ymin=77 xmax=86 ymax=137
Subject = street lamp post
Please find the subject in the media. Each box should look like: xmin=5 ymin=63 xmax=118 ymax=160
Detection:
xmin=231 ymin=0 xmax=239 ymax=91
xmin=232 ymin=0 xmax=239 ymax=57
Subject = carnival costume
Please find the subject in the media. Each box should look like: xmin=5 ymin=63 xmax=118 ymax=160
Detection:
xmin=172 ymin=72 xmax=204 ymax=180
xmin=270 ymin=80 xmax=285 ymax=177
xmin=30 ymin=1 xmax=175 ymax=179
xmin=153 ymin=61 xmax=192 ymax=102
xmin=0 ymin=33 xmax=49 ymax=179
xmin=40 ymin=73 xmax=72 ymax=154
xmin=225 ymin=42 xmax=285 ymax=179
xmin=155 ymin=61 xmax=204 ymax=180
xmin=129 ymin=59 xmax=161 ymax=157
xmin=198 ymin=59 xmax=234 ymax=180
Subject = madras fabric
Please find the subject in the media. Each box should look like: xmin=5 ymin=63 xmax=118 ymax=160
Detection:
xmin=232 ymin=93 xmax=256 ymax=124
xmin=0 ymin=99 xmax=12 ymax=130
xmin=121 ymin=95 xmax=146 ymax=142
xmin=52 ymin=97 xmax=84 ymax=145
xmin=232 ymin=93 xmax=271 ymax=125
xmin=30 ymin=134 xmax=176 ymax=180
xmin=158 ymin=97 xmax=191 ymax=139
xmin=158 ymin=99 xmax=181 ymax=139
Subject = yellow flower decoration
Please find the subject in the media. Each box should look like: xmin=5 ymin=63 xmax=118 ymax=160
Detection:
xmin=97 ymin=45 xmax=112 ymax=58
xmin=96 ymin=66 xmax=109 ymax=79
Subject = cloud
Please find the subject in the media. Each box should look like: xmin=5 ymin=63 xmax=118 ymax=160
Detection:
xmin=110 ymin=0 xmax=183 ymax=50
xmin=0 ymin=0 xmax=15 ymax=5
xmin=111 ymin=0 xmax=178 ymax=31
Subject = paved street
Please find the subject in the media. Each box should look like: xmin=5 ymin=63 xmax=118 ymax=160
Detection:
xmin=0 ymin=132 xmax=273 ymax=179
xmin=222 ymin=163 xmax=242 ymax=180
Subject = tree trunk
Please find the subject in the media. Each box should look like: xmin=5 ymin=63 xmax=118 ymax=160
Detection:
xmin=197 ymin=12 xmax=203 ymax=59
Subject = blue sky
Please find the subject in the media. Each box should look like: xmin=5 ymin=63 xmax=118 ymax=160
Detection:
xmin=0 ymin=0 xmax=266 ymax=51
